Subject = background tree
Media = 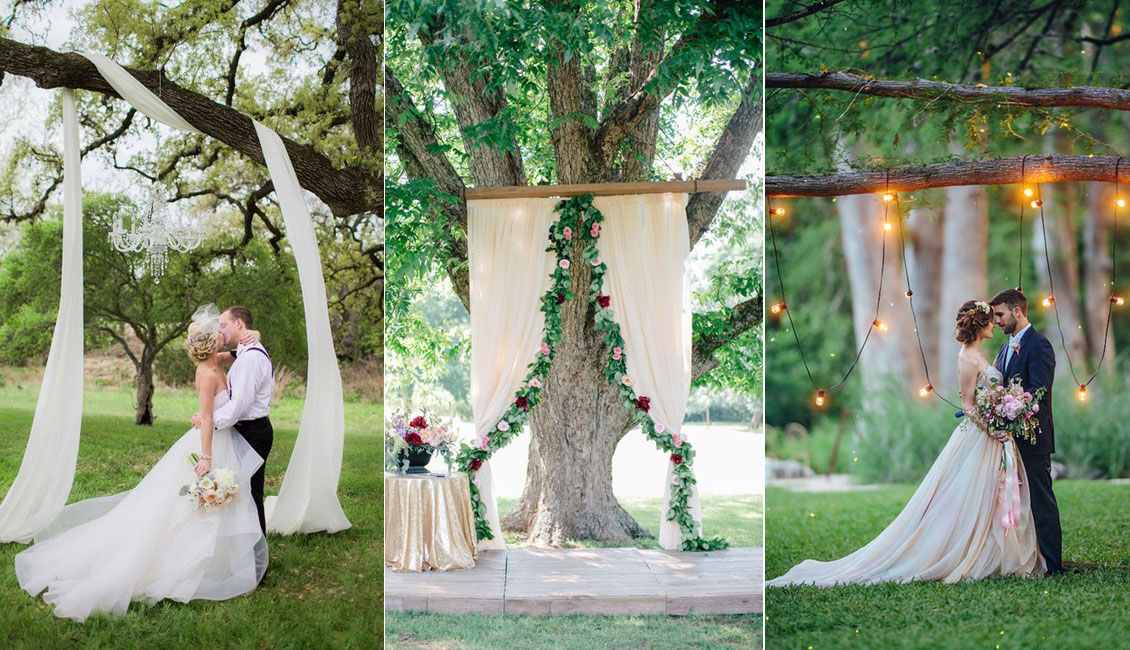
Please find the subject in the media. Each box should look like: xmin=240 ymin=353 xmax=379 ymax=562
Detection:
xmin=0 ymin=0 xmax=382 ymax=375
xmin=387 ymin=0 xmax=761 ymax=544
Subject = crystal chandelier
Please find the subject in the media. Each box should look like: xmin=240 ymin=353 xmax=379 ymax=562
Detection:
xmin=109 ymin=185 xmax=202 ymax=282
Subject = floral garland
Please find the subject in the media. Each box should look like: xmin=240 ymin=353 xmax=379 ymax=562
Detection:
xmin=455 ymin=193 xmax=727 ymax=552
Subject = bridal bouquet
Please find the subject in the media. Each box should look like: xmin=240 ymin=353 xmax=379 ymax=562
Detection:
xmin=179 ymin=453 xmax=238 ymax=510
xmin=976 ymin=377 xmax=1045 ymax=445
xmin=385 ymin=411 xmax=459 ymax=474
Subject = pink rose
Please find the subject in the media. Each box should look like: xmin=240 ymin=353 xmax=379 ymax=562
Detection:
xmin=655 ymin=422 xmax=666 ymax=434
xmin=612 ymin=346 xmax=623 ymax=361
xmin=541 ymin=342 xmax=551 ymax=355
xmin=563 ymin=226 xmax=573 ymax=240
xmin=1033 ymin=403 xmax=1040 ymax=413
xmin=591 ymin=258 xmax=602 ymax=266
xmin=479 ymin=436 xmax=489 ymax=450
xmin=559 ymin=259 xmax=570 ymax=270
xmin=673 ymin=433 xmax=683 ymax=448
xmin=590 ymin=223 xmax=600 ymax=237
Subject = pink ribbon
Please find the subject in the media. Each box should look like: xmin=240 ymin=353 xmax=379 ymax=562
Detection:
xmin=999 ymin=442 xmax=1021 ymax=531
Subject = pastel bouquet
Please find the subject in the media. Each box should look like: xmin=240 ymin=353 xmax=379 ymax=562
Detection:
xmin=179 ymin=453 xmax=238 ymax=510
xmin=385 ymin=411 xmax=459 ymax=474
xmin=976 ymin=376 xmax=1045 ymax=445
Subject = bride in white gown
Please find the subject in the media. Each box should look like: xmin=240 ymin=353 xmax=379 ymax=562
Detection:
xmin=768 ymin=300 xmax=1045 ymax=587
xmin=14 ymin=307 xmax=267 ymax=622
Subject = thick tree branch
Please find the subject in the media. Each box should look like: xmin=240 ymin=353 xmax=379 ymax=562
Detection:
xmin=688 ymin=73 xmax=760 ymax=247
xmin=691 ymin=293 xmax=762 ymax=381
xmin=0 ymin=36 xmax=377 ymax=217
xmin=767 ymin=154 xmax=1130 ymax=196
xmin=766 ymin=0 xmax=849 ymax=28
xmin=768 ymin=71 xmax=1130 ymax=111
xmin=336 ymin=0 xmax=382 ymax=157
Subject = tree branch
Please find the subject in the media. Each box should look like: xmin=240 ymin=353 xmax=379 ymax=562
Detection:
xmin=691 ymin=293 xmax=762 ymax=381
xmin=766 ymin=0 xmax=849 ymax=28
xmin=96 ymin=325 xmax=141 ymax=370
xmin=767 ymin=154 xmax=1130 ymax=196
xmin=0 ymin=36 xmax=377 ymax=217
xmin=767 ymin=71 xmax=1130 ymax=111
xmin=688 ymin=73 xmax=760 ymax=247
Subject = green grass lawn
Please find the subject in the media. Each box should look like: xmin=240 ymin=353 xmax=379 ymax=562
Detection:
xmin=0 ymin=383 xmax=381 ymax=648
xmin=386 ymin=494 xmax=763 ymax=649
xmin=766 ymin=481 xmax=1130 ymax=649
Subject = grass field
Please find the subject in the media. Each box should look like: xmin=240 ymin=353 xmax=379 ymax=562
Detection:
xmin=386 ymin=494 xmax=764 ymax=649
xmin=0 ymin=383 xmax=381 ymax=648
xmin=766 ymin=481 xmax=1130 ymax=649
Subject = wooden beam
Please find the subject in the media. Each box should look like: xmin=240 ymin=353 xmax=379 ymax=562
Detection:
xmin=767 ymin=155 xmax=1130 ymax=197
xmin=767 ymin=71 xmax=1130 ymax=111
xmin=463 ymin=179 xmax=747 ymax=200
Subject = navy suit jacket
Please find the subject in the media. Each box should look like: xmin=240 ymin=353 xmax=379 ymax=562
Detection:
xmin=994 ymin=326 xmax=1056 ymax=457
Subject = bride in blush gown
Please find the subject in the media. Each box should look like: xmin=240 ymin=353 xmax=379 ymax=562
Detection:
xmin=768 ymin=300 xmax=1045 ymax=587
xmin=14 ymin=306 xmax=267 ymax=622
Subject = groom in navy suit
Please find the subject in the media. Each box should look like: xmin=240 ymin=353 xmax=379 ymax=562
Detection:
xmin=989 ymin=289 xmax=1062 ymax=575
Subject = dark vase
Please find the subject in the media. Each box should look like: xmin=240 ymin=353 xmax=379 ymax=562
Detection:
xmin=400 ymin=447 xmax=432 ymax=474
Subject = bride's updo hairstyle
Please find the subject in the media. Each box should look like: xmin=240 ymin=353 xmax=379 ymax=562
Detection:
xmin=184 ymin=304 xmax=222 ymax=363
xmin=184 ymin=322 xmax=220 ymax=362
xmin=954 ymin=300 xmax=993 ymax=344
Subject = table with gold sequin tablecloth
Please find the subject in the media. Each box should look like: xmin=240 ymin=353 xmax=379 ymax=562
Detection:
xmin=384 ymin=473 xmax=478 ymax=572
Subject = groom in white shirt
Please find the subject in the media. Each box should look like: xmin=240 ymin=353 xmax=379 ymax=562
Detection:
xmin=193 ymin=306 xmax=275 ymax=539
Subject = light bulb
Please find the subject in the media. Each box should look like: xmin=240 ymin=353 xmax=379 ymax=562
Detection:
xmin=1118 ymin=198 xmax=1127 ymax=208
xmin=1023 ymin=187 xmax=1033 ymax=198
xmin=905 ymin=290 xmax=914 ymax=299
xmin=1113 ymin=296 xmax=1125 ymax=306
xmin=1078 ymin=384 xmax=1087 ymax=401
xmin=882 ymin=220 xmax=893 ymax=232
xmin=815 ymin=390 xmax=826 ymax=407
xmin=772 ymin=207 xmax=786 ymax=217
xmin=770 ymin=303 xmax=786 ymax=315
xmin=919 ymin=384 xmax=933 ymax=397
xmin=873 ymin=319 xmax=888 ymax=331
xmin=882 ymin=193 xmax=894 ymax=202
xmin=1030 ymin=199 xmax=1042 ymax=208
xmin=1042 ymin=296 xmax=1055 ymax=308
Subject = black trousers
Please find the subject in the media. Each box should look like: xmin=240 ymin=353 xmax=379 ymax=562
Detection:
xmin=1022 ymin=452 xmax=1063 ymax=574
xmin=234 ymin=416 xmax=274 ymax=537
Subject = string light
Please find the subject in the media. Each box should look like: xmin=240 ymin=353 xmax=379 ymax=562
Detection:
xmin=1078 ymin=384 xmax=1087 ymax=401
xmin=919 ymin=384 xmax=933 ymax=397
xmin=770 ymin=302 xmax=786 ymax=315
xmin=1023 ymin=187 xmax=1034 ymax=198
xmin=1042 ymin=296 xmax=1056 ymax=308
xmin=882 ymin=219 xmax=893 ymax=232
xmin=904 ymin=290 xmax=913 ymax=299
xmin=882 ymin=192 xmax=894 ymax=202
xmin=1030 ymin=199 xmax=1042 ymax=209
xmin=772 ymin=207 xmax=786 ymax=217
xmin=873 ymin=319 xmax=888 ymax=332
xmin=814 ymin=390 xmax=826 ymax=407
xmin=1112 ymin=296 xmax=1125 ymax=306
xmin=1118 ymin=198 xmax=1127 ymax=209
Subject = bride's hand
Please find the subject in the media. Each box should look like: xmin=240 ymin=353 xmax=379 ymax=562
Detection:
xmin=194 ymin=457 xmax=211 ymax=478
xmin=191 ymin=412 xmax=202 ymax=428
xmin=240 ymin=329 xmax=261 ymax=346
xmin=990 ymin=430 xmax=1009 ymax=443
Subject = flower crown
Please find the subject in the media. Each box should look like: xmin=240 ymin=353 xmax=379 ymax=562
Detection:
xmin=961 ymin=301 xmax=991 ymax=316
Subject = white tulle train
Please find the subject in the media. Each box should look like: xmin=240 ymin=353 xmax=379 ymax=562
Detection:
xmin=14 ymin=394 xmax=266 ymax=622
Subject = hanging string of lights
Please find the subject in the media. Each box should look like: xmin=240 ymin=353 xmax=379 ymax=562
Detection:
xmin=1028 ymin=157 xmax=1124 ymax=402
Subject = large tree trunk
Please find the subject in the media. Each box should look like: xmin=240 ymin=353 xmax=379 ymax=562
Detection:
xmin=1083 ymin=183 xmax=1116 ymax=375
xmin=836 ymin=171 xmax=923 ymax=401
xmin=135 ymin=346 xmax=157 ymax=426
xmin=937 ymin=183 xmax=989 ymax=393
xmin=501 ymin=245 xmax=651 ymax=544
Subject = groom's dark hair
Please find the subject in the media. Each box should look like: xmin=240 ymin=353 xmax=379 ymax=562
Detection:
xmin=225 ymin=305 xmax=253 ymax=328
xmin=989 ymin=289 xmax=1028 ymax=316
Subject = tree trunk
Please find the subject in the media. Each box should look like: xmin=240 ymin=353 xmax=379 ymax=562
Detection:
xmin=904 ymin=201 xmax=943 ymax=386
xmin=836 ymin=175 xmax=923 ymax=401
xmin=937 ymin=182 xmax=989 ymax=394
xmin=501 ymin=251 xmax=651 ymax=544
xmin=1083 ymin=182 xmax=1116 ymax=375
xmin=135 ymin=346 xmax=157 ymax=426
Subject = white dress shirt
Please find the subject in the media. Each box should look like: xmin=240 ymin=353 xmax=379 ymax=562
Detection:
xmin=213 ymin=342 xmax=275 ymax=430
xmin=1005 ymin=323 xmax=1032 ymax=368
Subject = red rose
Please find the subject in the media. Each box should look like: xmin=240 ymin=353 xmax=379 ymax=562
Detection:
xmin=556 ymin=292 xmax=566 ymax=305
xmin=597 ymin=295 xmax=611 ymax=308
xmin=409 ymin=415 xmax=428 ymax=429
xmin=469 ymin=458 xmax=483 ymax=471
xmin=515 ymin=396 xmax=530 ymax=411
xmin=405 ymin=432 xmax=424 ymax=446
xmin=670 ymin=454 xmax=683 ymax=466
xmin=635 ymin=396 xmax=651 ymax=412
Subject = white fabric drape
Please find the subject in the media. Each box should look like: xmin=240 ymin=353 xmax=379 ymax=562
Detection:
xmin=0 ymin=90 xmax=85 ymax=543
xmin=595 ymin=193 xmax=700 ymax=550
xmin=254 ymin=123 xmax=350 ymax=534
xmin=0 ymin=53 xmax=350 ymax=540
xmin=467 ymin=198 xmax=559 ymax=549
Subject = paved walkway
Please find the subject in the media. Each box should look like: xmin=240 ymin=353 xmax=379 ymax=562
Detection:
xmin=386 ymin=547 xmax=762 ymax=616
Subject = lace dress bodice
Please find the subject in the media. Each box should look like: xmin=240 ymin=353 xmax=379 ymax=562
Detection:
xmin=978 ymin=365 xmax=1004 ymax=392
